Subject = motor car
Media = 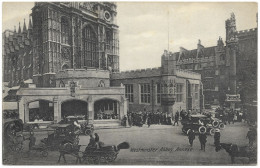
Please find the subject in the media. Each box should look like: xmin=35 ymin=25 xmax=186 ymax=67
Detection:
xmin=181 ymin=114 xmax=224 ymax=135
xmin=60 ymin=115 xmax=94 ymax=135
xmin=41 ymin=123 xmax=79 ymax=150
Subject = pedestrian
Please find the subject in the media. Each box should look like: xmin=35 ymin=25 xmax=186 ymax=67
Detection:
xmin=147 ymin=116 xmax=151 ymax=128
xmin=173 ymin=111 xmax=179 ymax=126
xmin=122 ymin=115 xmax=127 ymax=127
xmin=28 ymin=131 xmax=36 ymax=151
xmin=199 ymin=132 xmax=207 ymax=152
xmin=214 ymin=129 xmax=221 ymax=147
xmin=246 ymin=127 xmax=257 ymax=147
xmin=188 ymin=130 xmax=195 ymax=147
xmin=128 ymin=114 xmax=132 ymax=127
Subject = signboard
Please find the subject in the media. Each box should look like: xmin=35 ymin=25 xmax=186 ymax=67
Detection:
xmin=225 ymin=94 xmax=241 ymax=102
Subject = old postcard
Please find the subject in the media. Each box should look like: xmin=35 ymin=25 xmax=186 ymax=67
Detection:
xmin=2 ymin=1 xmax=257 ymax=165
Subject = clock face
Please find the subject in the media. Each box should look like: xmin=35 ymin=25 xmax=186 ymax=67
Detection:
xmin=104 ymin=11 xmax=111 ymax=21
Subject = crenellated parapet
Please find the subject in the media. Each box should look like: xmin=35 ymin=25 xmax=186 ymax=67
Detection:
xmin=236 ymin=28 xmax=257 ymax=39
xmin=111 ymin=67 xmax=161 ymax=79
xmin=236 ymin=28 xmax=257 ymax=35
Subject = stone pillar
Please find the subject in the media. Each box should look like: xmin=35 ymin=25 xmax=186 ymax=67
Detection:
xmin=88 ymin=102 xmax=94 ymax=124
xmin=24 ymin=103 xmax=29 ymax=123
xmin=18 ymin=100 xmax=24 ymax=123
xmin=53 ymin=97 xmax=60 ymax=123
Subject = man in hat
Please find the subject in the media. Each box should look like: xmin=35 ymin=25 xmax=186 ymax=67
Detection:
xmin=188 ymin=130 xmax=196 ymax=147
xmin=199 ymin=131 xmax=207 ymax=152
xmin=214 ymin=129 xmax=221 ymax=147
xmin=246 ymin=127 xmax=257 ymax=147
xmin=173 ymin=111 xmax=180 ymax=126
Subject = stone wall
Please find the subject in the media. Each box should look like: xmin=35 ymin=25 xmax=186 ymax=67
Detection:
xmin=55 ymin=69 xmax=110 ymax=88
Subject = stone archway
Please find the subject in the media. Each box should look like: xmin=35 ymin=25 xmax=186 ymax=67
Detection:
xmin=61 ymin=99 xmax=88 ymax=120
xmin=28 ymin=100 xmax=54 ymax=122
xmin=94 ymin=99 xmax=120 ymax=120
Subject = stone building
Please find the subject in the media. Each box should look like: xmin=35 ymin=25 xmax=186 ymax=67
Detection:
xmin=3 ymin=2 xmax=124 ymax=127
xmin=169 ymin=13 xmax=257 ymax=108
xmin=3 ymin=2 xmax=202 ymax=126
xmin=111 ymin=51 xmax=202 ymax=115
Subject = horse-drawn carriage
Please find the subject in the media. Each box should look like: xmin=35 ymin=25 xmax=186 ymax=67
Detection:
xmin=41 ymin=123 xmax=80 ymax=150
xmin=3 ymin=119 xmax=24 ymax=153
xmin=58 ymin=140 xmax=130 ymax=164
xmin=3 ymin=119 xmax=25 ymax=163
xmin=181 ymin=114 xmax=225 ymax=135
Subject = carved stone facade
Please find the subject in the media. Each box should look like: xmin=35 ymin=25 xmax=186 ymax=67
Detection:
xmin=169 ymin=13 xmax=257 ymax=107
xmin=3 ymin=2 xmax=120 ymax=88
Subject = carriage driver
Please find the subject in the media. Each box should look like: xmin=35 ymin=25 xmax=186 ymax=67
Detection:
xmin=74 ymin=120 xmax=81 ymax=129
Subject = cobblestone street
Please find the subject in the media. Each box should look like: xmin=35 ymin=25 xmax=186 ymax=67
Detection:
xmin=5 ymin=122 xmax=255 ymax=165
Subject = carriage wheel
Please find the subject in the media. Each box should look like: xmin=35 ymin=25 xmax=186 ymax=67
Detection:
xmin=209 ymin=128 xmax=215 ymax=136
xmin=186 ymin=129 xmax=191 ymax=135
xmin=212 ymin=121 xmax=219 ymax=128
xmin=41 ymin=150 xmax=48 ymax=157
xmin=85 ymin=129 xmax=92 ymax=136
xmin=218 ymin=123 xmax=225 ymax=129
xmin=82 ymin=156 xmax=92 ymax=164
xmin=198 ymin=126 xmax=206 ymax=134
xmin=93 ymin=156 xmax=101 ymax=164
xmin=106 ymin=153 xmax=118 ymax=162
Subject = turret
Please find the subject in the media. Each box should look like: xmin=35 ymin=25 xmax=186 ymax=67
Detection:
xmin=217 ymin=36 xmax=224 ymax=50
xmin=18 ymin=22 xmax=21 ymax=34
xmin=23 ymin=19 xmax=27 ymax=33
xmin=225 ymin=12 xmax=237 ymax=43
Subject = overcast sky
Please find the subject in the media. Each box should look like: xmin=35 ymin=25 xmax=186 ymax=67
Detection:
xmin=2 ymin=2 xmax=258 ymax=71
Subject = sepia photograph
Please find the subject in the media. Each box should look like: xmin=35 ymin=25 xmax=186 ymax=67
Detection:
xmin=2 ymin=1 xmax=258 ymax=165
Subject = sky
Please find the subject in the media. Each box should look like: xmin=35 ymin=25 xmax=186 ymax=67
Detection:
xmin=2 ymin=2 xmax=258 ymax=71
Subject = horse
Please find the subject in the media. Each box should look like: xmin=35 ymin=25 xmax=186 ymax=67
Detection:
xmin=215 ymin=143 xmax=256 ymax=164
xmin=58 ymin=141 xmax=82 ymax=164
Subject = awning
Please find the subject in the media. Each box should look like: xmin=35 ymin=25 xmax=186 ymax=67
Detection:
xmin=24 ymin=79 xmax=33 ymax=84
xmin=3 ymin=102 xmax=18 ymax=110
xmin=10 ymin=86 xmax=20 ymax=90
xmin=187 ymin=79 xmax=200 ymax=85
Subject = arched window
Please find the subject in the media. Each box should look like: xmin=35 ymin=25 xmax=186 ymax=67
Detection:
xmin=61 ymin=17 xmax=70 ymax=44
xmin=106 ymin=30 xmax=112 ymax=52
xmin=62 ymin=64 xmax=69 ymax=70
xmin=82 ymin=26 xmax=97 ymax=68
xmin=98 ymin=80 xmax=105 ymax=87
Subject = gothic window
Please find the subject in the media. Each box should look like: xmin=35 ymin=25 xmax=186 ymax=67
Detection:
xmin=220 ymin=54 xmax=225 ymax=61
xmin=140 ymin=83 xmax=150 ymax=104
xmin=83 ymin=25 xmax=98 ymax=68
xmin=61 ymin=17 xmax=70 ymax=45
xmin=156 ymin=83 xmax=163 ymax=104
xmin=62 ymin=64 xmax=69 ymax=70
xmin=106 ymin=30 xmax=112 ymax=52
xmin=59 ymin=80 xmax=65 ymax=87
xmin=125 ymin=84 xmax=134 ymax=103
xmin=98 ymin=80 xmax=105 ymax=87
xmin=176 ymin=84 xmax=183 ymax=102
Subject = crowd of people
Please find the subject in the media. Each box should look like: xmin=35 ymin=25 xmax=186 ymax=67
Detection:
xmin=215 ymin=107 xmax=249 ymax=125
xmin=122 ymin=110 xmax=173 ymax=127
xmin=29 ymin=110 xmax=54 ymax=122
